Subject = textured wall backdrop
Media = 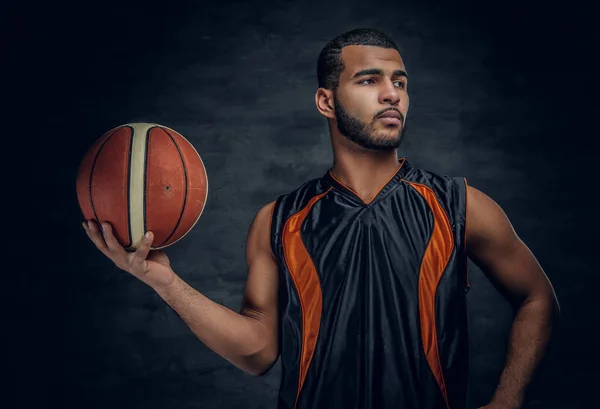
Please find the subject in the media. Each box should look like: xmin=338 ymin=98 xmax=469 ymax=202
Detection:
xmin=7 ymin=0 xmax=597 ymax=408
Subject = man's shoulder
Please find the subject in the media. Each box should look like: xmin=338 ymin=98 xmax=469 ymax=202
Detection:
xmin=277 ymin=174 xmax=328 ymax=202
xmin=267 ymin=173 xmax=332 ymax=220
xmin=402 ymin=161 xmax=464 ymax=189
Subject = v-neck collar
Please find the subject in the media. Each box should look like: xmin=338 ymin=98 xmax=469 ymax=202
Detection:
xmin=322 ymin=158 xmax=410 ymax=206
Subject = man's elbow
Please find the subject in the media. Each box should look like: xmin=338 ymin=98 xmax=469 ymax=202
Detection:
xmin=240 ymin=348 xmax=280 ymax=377
xmin=525 ymin=285 xmax=561 ymax=323
xmin=250 ymin=356 xmax=279 ymax=377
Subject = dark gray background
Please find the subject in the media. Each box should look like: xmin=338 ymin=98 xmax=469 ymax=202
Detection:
xmin=6 ymin=0 xmax=598 ymax=408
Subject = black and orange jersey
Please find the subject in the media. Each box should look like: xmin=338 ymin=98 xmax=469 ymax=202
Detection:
xmin=270 ymin=158 xmax=470 ymax=409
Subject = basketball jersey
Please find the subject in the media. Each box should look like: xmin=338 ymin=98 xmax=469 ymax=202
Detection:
xmin=270 ymin=158 xmax=470 ymax=409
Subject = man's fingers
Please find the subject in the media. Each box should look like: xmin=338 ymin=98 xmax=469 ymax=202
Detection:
xmin=100 ymin=222 xmax=127 ymax=256
xmin=83 ymin=220 xmax=129 ymax=269
xmin=83 ymin=220 xmax=110 ymax=255
xmin=129 ymin=231 xmax=154 ymax=274
xmin=83 ymin=220 xmax=154 ymax=275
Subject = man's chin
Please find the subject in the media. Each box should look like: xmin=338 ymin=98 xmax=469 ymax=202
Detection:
xmin=356 ymin=138 xmax=402 ymax=151
xmin=371 ymin=133 xmax=403 ymax=145
xmin=339 ymin=125 xmax=405 ymax=151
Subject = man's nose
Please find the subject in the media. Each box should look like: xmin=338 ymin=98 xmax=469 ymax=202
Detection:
xmin=380 ymin=81 xmax=400 ymax=105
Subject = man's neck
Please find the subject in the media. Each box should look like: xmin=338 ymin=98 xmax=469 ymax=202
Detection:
xmin=330 ymin=147 xmax=402 ymax=203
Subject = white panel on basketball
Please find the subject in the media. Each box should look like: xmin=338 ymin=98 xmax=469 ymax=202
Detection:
xmin=127 ymin=123 xmax=156 ymax=249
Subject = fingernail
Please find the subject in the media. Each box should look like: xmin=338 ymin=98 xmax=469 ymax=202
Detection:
xmin=145 ymin=232 xmax=151 ymax=240
xmin=102 ymin=223 xmax=107 ymax=232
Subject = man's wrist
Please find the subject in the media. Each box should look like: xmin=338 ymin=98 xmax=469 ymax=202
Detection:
xmin=151 ymin=271 xmax=179 ymax=295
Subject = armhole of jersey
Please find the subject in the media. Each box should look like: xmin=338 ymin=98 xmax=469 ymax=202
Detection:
xmin=270 ymin=197 xmax=282 ymax=261
xmin=463 ymin=177 xmax=470 ymax=292
xmin=269 ymin=201 xmax=276 ymax=237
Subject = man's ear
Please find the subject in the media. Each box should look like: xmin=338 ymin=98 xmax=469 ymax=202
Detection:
xmin=315 ymin=88 xmax=336 ymax=119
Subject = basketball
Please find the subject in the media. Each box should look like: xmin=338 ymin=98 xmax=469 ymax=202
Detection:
xmin=76 ymin=123 xmax=208 ymax=250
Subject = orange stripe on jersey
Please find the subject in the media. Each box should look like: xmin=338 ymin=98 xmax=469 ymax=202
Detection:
xmin=406 ymin=181 xmax=454 ymax=409
xmin=282 ymin=188 xmax=332 ymax=409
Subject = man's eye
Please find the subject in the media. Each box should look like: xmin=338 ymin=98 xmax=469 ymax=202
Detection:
xmin=359 ymin=79 xmax=374 ymax=84
xmin=394 ymin=81 xmax=405 ymax=88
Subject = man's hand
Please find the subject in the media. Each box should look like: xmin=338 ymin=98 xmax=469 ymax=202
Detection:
xmin=83 ymin=219 xmax=175 ymax=290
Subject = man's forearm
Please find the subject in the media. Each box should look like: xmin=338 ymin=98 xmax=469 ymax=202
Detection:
xmin=489 ymin=295 xmax=559 ymax=408
xmin=153 ymin=273 xmax=276 ymax=376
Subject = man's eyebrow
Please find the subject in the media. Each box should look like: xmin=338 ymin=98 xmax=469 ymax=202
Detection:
xmin=350 ymin=68 xmax=408 ymax=79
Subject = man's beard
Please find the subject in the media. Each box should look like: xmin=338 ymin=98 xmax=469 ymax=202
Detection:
xmin=333 ymin=95 xmax=407 ymax=151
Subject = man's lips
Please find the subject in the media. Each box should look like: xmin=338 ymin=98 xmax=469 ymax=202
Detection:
xmin=376 ymin=110 xmax=402 ymax=119
xmin=375 ymin=110 xmax=402 ymax=125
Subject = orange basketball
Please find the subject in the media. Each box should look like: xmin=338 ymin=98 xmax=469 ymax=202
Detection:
xmin=76 ymin=123 xmax=208 ymax=250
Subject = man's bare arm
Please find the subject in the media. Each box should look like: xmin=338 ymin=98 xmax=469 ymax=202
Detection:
xmin=466 ymin=185 xmax=560 ymax=409
xmin=152 ymin=201 xmax=279 ymax=376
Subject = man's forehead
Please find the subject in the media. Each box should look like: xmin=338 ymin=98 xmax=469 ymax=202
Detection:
xmin=340 ymin=45 xmax=405 ymax=76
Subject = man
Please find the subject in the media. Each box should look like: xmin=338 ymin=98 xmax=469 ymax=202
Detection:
xmin=83 ymin=28 xmax=559 ymax=409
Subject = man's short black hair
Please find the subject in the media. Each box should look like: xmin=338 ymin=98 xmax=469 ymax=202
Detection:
xmin=317 ymin=28 xmax=400 ymax=91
